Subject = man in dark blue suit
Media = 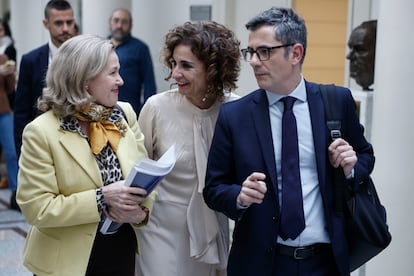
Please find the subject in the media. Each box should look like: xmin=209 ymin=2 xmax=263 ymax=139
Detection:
xmin=12 ymin=0 xmax=75 ymax=209
xmin=203 ymin=7 xmax=374 ymax=276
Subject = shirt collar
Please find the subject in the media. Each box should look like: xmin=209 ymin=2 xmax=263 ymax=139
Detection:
xmin=48 ymin=39 xmax=59 ymax=63
xmin=266 ymin=75 xmax=306 ymax=106
xmin=110 ymin=34 xmax=132 ymax=48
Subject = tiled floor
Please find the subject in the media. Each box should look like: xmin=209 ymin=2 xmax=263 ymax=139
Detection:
xmin=0 ymin=188 xmax=31 ymax=276
xmin=0 ymin=186 xmax=363 ymax=276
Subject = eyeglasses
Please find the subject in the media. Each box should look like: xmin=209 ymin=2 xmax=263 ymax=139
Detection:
xmin=241 ymin=44 xmax=294 ymax=61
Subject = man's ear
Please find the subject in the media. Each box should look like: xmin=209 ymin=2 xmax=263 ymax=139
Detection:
xmin=42 ymin=19 xmax=49 ymax=29
xmin=290 ymin=43 xmax=304 ymax=65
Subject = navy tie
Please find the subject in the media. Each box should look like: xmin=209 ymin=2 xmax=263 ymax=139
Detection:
xmin=279 ymin=96 xmax=305 ymax=240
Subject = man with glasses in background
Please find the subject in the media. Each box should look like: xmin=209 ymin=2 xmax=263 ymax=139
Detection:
xmin=203 ymin=7 xmax=374 ymax=276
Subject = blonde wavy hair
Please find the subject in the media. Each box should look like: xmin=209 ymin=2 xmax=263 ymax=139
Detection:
xmin=38 ymin=34 xmax=114 ymax=118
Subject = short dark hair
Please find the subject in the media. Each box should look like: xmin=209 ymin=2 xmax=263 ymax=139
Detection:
xmin=245 ymin=7 xmax=307 ymax=64
xmin=44 ymin=0 xmax=72 ymax=19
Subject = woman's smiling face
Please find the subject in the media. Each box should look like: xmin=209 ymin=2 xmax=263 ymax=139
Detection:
xmin=87 ymin=51 xmax=124 ymax=107
xmin=170 ymin=44 xmax=208 ymax=106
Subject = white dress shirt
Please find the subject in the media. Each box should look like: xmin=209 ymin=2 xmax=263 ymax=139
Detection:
xmin=267 ymin=76 xmax=330 ymax=246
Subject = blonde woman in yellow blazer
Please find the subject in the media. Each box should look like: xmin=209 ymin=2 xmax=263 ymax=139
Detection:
xmin=16 ymin=34 xmax=156 ymax=276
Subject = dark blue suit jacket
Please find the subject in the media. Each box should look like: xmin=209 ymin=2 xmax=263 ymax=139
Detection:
xmin=114 ymin=35 xmax=156 ymax=115
xmin=14 ymin=44 xmax=49 ymax=157
xmin=203 ymin=81 xmax=374 ymax=276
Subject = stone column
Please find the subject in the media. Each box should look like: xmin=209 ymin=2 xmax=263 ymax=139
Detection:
xmin=368 ymin=0 xmax=414 ymax=275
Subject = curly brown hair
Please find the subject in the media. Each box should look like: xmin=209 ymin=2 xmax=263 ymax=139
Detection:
xmin=163 ymin=21 xmax=241 ymax=100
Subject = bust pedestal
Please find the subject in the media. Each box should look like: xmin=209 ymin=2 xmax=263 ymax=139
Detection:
xmin=350 ymin=89 xmax=374 ymax=142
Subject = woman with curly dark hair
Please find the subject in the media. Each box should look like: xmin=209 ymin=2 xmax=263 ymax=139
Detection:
xmin=136 ymin=21 xmax=241 ymax=276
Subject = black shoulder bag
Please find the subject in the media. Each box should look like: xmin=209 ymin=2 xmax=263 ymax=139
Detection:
xmin=319 ymin=84 xmax=392 ymax=272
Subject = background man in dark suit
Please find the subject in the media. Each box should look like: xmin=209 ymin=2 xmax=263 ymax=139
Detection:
xmin=14 ymin=0 xmax=75 ymax=157
xmin=203 ymin=7 xmax=374 ymax=276
xmin=12 ymin=0 xmax=75 ymax=208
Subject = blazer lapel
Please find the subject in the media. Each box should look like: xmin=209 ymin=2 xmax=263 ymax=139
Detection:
xmin=306 ymin=82 xmax=329 ymax=196
xmin=37 ymin=45 xmax=50 ymax=90
xmin=250 ymin=90 xmax=278 ymax=195
xmin=115 ymin=135 xmax=134 ymax=178
xmin=60 ymin=132 xmax=102 ymax=187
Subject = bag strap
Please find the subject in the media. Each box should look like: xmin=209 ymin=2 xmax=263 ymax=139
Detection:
xmin=319 ymin=84 xmax=348 ymax=217
xmin=319 ymin=84 xmax=342 ymax=140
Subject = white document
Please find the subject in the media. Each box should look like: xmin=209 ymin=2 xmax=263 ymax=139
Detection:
xmin=100 ymin=144 xmax=176 ymax=234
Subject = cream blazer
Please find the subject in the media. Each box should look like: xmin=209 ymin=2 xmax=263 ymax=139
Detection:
xmin=17 ymin=102 xmax=155 ymax=276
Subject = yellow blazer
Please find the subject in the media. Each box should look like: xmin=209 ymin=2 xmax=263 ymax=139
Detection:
xmin=17 ymin=102 xmax=155 ymax=276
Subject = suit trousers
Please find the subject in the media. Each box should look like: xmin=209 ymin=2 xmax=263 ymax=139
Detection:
xmin=272 ymin=247 xmax=341 ymax=276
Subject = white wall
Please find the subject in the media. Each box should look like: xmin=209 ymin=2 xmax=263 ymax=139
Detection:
xmin=82 ymin=0 xmax=131 ymax=37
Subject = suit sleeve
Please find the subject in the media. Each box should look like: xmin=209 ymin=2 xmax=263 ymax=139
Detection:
xmin=141 ymin=44 xmax=156 ymax=102
xmin=14 ymin=54 xmax=36 ymax=158
xmin=203 ymin=106 xmax=244 ymax=221
xmin=340 ymin=87 xmax=375 ymax=187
